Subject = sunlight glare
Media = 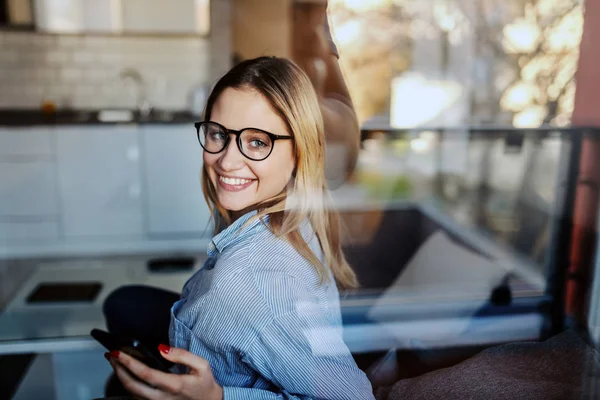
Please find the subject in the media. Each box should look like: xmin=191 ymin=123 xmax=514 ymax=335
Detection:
xmin=390 ymin=73 xmax=463 ymax=128
xmin=503 ymin=20 xmax=540 ymax=53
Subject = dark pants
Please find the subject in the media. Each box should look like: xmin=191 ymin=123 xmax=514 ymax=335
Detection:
xmin=103 ymin=284 xmax=180 ymax=347
xmin=102 ymin=285 xmax=180 ymax=396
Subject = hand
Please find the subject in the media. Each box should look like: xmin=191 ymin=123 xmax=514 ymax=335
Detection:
xmin=106 ymin=345 xmax=223 ymax=400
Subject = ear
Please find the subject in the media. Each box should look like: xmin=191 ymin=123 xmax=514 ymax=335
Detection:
xmin=286 ymin=169 xmax=297 ymax=191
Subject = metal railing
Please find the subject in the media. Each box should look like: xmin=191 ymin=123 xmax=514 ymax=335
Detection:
xmin=359 ymin=125 xmax=600 ymax=337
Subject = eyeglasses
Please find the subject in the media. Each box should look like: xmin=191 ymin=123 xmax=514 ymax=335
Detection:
xmin=195 ymin=121 xmax=293 ymax=161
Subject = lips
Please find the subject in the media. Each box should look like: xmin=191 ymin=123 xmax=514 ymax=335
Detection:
xmin=217 ymin=174 xmax=256 ymax=192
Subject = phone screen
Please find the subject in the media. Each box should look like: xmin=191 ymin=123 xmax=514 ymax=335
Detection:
xmin=123 ymin=341 xmax=171 ymax=373
xmin=91 ymin=329 xmax=171 ymax=373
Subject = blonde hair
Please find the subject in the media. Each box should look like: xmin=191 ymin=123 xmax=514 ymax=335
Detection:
xmin=201 ymin=56 xmax=357 ymax=289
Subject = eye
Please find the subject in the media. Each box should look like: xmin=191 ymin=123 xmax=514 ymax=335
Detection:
xmin=249 ymin=138 xmax=268 ymax=149
xmin=210 ymin=130 xmax=227 ymax=141
xmin=240 ymin=130 xmax=272 ymax=154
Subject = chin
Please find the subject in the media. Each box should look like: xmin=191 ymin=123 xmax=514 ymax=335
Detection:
xmin=218 ymin=196 xmax=253 ymax=212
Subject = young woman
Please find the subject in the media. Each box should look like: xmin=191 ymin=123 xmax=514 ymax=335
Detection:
xmin=105 ymin=57 xmax=374 ymax=399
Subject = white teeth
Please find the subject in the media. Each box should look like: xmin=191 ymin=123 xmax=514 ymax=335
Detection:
xmin=219 ymin=175 xmax=251 ymax=185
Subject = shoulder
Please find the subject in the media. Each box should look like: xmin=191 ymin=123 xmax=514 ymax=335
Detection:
xmin=248 ymin=222 xmax=323 ymax=289
xmin=217 ymin=220 xmax=320 ymax=280
xmin=214 ymin=222 xmax=324 ymax=316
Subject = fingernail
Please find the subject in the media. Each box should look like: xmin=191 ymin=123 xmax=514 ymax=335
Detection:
xmin=110 ymin=350 xmax=120 ymax=359
xmin=158 ymin=344 xmax=171 ymax=354
xmin=104 ymin=352 xmax=111 ymax=361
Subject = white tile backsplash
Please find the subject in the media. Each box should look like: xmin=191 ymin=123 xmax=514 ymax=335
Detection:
xmin=72 ymin=52 xmax=95 ymax=64
xmin=0 ymin=31 xmax=211 ymax=110
xmin=0 ymin=50 xmax=18 ymax=64
xmin=45 ymin=50 xmax=70 ymax=65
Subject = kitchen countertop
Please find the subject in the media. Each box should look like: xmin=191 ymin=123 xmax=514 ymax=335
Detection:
xmin=0 ymin=247 xmax=545 ymax=355
xmin=0 ymin=109 xmax=200 ymax=127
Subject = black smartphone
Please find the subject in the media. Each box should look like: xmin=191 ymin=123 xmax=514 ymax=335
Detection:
xmin=90 ymin=328 xmax=171 ymax=373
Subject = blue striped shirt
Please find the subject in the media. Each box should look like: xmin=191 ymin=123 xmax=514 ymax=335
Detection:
xmin=168 ymin=210 xmax=375 ymax=399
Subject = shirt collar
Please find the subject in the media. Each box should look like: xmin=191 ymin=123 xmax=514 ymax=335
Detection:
xmin=208 ymin=210 xmax=268 ymax=256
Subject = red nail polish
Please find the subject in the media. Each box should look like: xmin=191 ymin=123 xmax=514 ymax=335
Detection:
xmin=110 ymin=350 xmax=120 ymax=359
xmin=158 ymin=344 xmax=171 ymax=354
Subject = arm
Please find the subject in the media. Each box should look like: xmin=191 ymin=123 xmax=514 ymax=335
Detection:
xmin=292 ymin=1 xmax=360 ymax=184
xmin=222 ymin=274 xmax=374 ymax=400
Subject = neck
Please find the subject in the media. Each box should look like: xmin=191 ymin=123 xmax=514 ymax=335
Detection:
xmin=225 ymin=193 xmax=288 ymax=225
xmin=229 ymin=205 xmax=258 ymax=223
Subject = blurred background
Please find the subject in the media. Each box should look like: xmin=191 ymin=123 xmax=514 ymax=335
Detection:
xmin=330 ymin=0 xmax=581 ymax=128
xmin=0 ymin=0 xmax=599 ymax=399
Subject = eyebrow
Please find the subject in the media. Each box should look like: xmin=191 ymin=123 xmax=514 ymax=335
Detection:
xmin=208 ymin=121 xmax=290 ymax=137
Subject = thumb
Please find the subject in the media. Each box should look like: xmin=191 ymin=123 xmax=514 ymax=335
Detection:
xmin=158 ymin=344 xmax=210 ymax=373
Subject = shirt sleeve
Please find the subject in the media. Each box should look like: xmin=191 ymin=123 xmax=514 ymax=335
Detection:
xmin=223 ymin=274 xmax=375 ymax=400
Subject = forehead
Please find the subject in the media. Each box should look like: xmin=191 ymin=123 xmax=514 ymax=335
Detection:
xmin=211 ymin=88 xmax=289 ymax=135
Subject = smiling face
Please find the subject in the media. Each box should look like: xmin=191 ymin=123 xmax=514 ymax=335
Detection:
xmin=203 ymin=87 xmax=296 ymax=214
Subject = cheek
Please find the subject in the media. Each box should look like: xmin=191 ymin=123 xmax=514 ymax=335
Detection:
xmin=254 ymin=156 xmax=295 ymax=189
xmin=203 ymin=153 xmax=217 ymax=171
xmin=203 ymin=154 xmax=220 ymax=186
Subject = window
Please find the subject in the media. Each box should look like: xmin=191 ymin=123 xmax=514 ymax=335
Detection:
xmin=329 ymin=0 xmax=583 ymax=129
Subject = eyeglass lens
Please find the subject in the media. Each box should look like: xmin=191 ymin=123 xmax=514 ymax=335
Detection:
xmin=198 ymin=122 xmax=274 ymax=160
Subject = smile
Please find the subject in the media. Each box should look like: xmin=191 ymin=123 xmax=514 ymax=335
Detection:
xmin=219 ymin=175 xmax=253 ymax=185
xmin=217 ymin=175 xmax=256 ymax=192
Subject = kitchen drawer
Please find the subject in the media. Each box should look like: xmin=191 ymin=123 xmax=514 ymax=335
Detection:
xmin=0 ymin=127 xmax=54 ymax=157
xmin=0 ymin=221 xmax=60 ymax=242
xmin=0 ymin=161 xmax=59 ymax=216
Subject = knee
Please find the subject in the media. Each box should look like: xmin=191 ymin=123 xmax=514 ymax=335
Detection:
xmin=102 ymin=285 xmax=145 ymax=318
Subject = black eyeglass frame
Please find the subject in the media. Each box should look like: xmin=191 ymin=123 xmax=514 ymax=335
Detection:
xmin=194 ymin=121 xmax=293 ymax=161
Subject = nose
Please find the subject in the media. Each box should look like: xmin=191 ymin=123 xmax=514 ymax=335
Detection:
xmin=217 ymin=135 xmax=246 ymax=170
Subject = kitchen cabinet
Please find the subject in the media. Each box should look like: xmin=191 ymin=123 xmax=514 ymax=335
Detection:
xmin=141 ymin=125 xmax=212 ymax=237
xmin=121 ymin=0 xmax=209 ymax=34
xmin=34 ymin=0 xmax=121 ymax=33
xmin=0 ymin=127 xmax=54 ymax=157
xmin=33 ymin=0 xmax=209 ymax=34
xmin=0 ymin=161 xmax=60 ymax=243
xmin=1 ymin=123 xmax=215 ymax=258
xmin=56 ymin=126 xmax=143 ymax=237
xmin=0 ymin=162 xmax=58 ymax=216
xmin=7 ymin=0 xmax=34 ymax=26
xmin=0 ymin=127 xmax=59 ymax=242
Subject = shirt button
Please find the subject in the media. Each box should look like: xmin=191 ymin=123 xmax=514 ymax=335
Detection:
xmin=204 ymin=257 xmax=216 ymax=270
